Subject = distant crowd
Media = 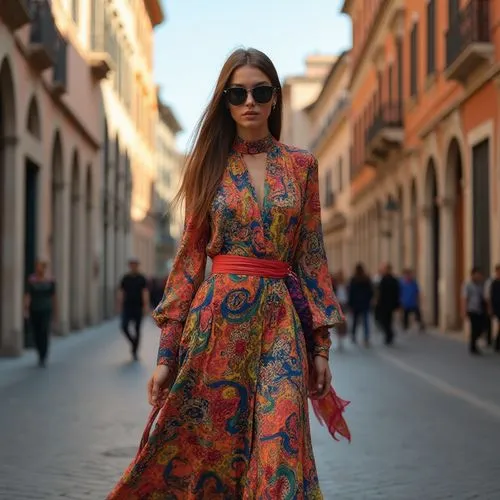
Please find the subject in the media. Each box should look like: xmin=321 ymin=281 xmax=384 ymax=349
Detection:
xmin=330 ymin=263 xmax=500 ymax=356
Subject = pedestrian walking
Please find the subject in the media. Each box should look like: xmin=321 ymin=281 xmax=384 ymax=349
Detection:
xmin=23 ymin=259 xmax=57 ymax=367
xmin=108 ymin=47 xmax=350 ymax=499
xmin=400 ymin=268 xmax=425 ymax=332
xmin=462 ymin=267 xmax=487 ymax=355
xmin=116 ymin=258 xmax=149 ymax=361
xmin=348 ymin=263 xmax=374 ymax=347
xmin=375 ymin=263 xmax=400 ymax=345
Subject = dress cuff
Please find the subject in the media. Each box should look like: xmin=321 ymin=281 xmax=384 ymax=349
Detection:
xmin=157 ymin=320 xmax=184 ymax=366
xmin=312 ymin=327 xmax=331 ymax=358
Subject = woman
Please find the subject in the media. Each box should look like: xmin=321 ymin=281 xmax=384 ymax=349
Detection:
xmin=23 ymin=259 xmax=57 ymax=367
xmin=108 ymin=48 xmax=347 ymax=499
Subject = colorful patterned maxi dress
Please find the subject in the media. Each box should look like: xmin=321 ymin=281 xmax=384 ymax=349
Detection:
xmin=108 ymin=135 xmax=343 ymax=500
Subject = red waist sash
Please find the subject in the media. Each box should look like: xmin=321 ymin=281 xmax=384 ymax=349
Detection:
xmin=212 ymin=254 xmax=291 ymax=278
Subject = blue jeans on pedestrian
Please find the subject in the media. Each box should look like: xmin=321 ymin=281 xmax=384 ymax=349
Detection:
xmin=351 ymin=309 xmax=370 ymax=342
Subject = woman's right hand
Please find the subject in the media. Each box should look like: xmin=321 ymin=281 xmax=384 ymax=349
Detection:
xmin=147 ymin=364 xmax=173 ymax=406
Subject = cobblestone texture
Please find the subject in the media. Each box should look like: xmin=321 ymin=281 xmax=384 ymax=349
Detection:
xmin=1 ymin=319 xmax=499 ymax=499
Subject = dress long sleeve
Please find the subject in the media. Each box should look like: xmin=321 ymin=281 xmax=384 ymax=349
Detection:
xmin=152 ymin=212 xmax=209 ymax=366
xmin=293 ymin=156 xmax=344 ymax=351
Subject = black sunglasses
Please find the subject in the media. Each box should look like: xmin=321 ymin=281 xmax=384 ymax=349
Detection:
xmin=223 ymin=85 xmax=277 ymax=106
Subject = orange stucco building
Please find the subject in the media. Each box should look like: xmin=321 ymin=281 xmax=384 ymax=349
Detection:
xmin=342 ymin=0 xmax=500 ymax=331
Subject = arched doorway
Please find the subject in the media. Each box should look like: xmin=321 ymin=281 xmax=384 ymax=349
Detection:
xmin=26 ymin=96 xmax=41 ymax=139
xmin=0 ymin=57 xmax=17 ymax=352
xmin=24 ymin=95 xmax=41 ymax=280
xmin=445 ymin=138 xmax=464 ymax=328
xmin=24 ymin=97 xmax=42 ymax=347
xmin=70 ymin=150 xmax=81 ymax=329
xmin=85 ymin=165 xmax=93 ymax=325
xmin=50 ymin=132 xmax=65 ymax=333
xmin=425 ymin=160 xmax=440 ymax=326
xmin=410 ymin=179 xmax=418 ymax=275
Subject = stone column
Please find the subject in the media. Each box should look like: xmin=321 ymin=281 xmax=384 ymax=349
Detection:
xmin=89 ymin=183 xmax=100 ymax=325
xmin=438 ymin=196 xmax=457 ymax=330
xmin=419 ymin=205 xmax=432 ymax=324
xmin=0 ymin=137 xmax=23 ymax=355
xmin=58 ymin=174 xmax=72 ymax=336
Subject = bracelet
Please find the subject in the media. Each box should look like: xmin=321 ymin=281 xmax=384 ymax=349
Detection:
xmin=313 ymin=345 xmax=330 ymax=360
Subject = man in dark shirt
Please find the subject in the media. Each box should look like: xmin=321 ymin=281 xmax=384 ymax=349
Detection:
xmin=375 ymin=263 xmax=400 ymax=345
xmin=117 ymin=258 xmax=149 ymax=360
xmin=24 ymin=259 xmax=57 ymax=367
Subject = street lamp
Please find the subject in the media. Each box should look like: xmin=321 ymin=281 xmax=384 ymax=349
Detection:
xmin=381 ymin=195 xmax=399 ymax=238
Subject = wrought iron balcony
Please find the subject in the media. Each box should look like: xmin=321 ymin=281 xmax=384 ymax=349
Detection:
xmin=0 ymin=0 xmax=31 ymax=31
xmin=445 ymin=0 xmax=493 ymax=84
xmin=51 ymin=30 xmax=68 ymax=96
xmin=365 ymin=102 xmax=404 ymax=165
xmin=27 ymin=0 xmax=57 ymax=72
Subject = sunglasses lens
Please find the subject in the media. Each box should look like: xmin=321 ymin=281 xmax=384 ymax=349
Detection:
xmin=226 ymin=88 xmax=247 ymax=106
xmin=253 ymin=86 xmax=274 ymax=104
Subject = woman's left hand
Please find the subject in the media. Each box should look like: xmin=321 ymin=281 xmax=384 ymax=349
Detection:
xmin=309 ymin=355 xmax=332 ymax=399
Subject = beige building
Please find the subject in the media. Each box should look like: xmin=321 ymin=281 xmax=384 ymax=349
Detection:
xmin=281 ymin=54 xmax=336 ymax=148
xmin=95 ymin=0 xmax=164 ymax=317
xmin=306 ymin=51 xmax=352 ymax=276
xmin=0 ymin=0 xmax=103 ymax=355
xmin=0 ymin=0 xmax=164 ymax=356
xmin=155 ymin=95 xmax=183 ymax=276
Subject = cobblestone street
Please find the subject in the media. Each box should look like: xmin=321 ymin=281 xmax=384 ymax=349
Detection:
xmin=1 ymin=320 xmax=499 ymax=499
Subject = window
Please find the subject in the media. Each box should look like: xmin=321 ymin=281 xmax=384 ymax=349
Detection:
xmin=410 ymin=22 xmax=418 ymax=97
xmin=325 ymin=170 xmax=335 ymax=207
xmin=427 ymin=0 xmax=436 ymax=75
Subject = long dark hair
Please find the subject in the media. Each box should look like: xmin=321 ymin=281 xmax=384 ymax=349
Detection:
xmin=173 ymin=48 xmax=282 ymax=226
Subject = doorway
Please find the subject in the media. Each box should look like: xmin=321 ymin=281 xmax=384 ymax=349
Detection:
xmin=425 ymin=160 xmax=440 ymax=326
xmin=24 ymin=158 xmax=39 ymax=346
xmin=472 ymin=139 xmax=491 ymax=276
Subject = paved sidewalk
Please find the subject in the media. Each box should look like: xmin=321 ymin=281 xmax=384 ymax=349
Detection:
xmin=0 ymin=319 xmax=499 ymax=499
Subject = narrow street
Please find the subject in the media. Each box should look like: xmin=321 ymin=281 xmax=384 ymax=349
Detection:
xmin=0 ymin=320 xmax=499 ymax=499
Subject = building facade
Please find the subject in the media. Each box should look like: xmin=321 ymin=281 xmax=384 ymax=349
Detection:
xmin=155 ymin=95 xmax=183 ymax=277
xmin=93 ymin=0 xmax=164 ymax=317
xmin=281 ymin=54 xmax=336 ymax=148
xmin=0 ymin=0 xmax=164 ymax=356
xmin=0 ymin=0 xmax=103 ymax=355
xmin=306 ymin=51 xmax=352 ymax=275
xmin=342 ymin=0 xmax=500 ymax=331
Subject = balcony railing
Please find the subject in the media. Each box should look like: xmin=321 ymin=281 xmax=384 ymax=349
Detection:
xmin=52 ymin=30 xmax=68 ymax=96
xmin=0 ymin=0 xmax=31 ymax=31
xmin=365 ymin=102 xmax=404 ymax=165
xmin=445 ymin=0 xmax=492 ymax=83
xmin=27 ymin=0 xmax=57 ymax=71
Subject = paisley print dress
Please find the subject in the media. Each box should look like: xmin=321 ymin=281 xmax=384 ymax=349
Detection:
xmin=108 ymin=135 xmax=342 ymax=499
